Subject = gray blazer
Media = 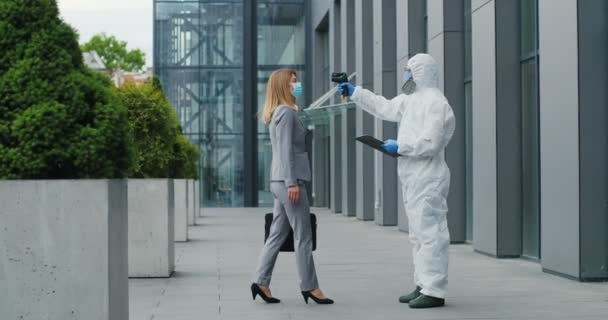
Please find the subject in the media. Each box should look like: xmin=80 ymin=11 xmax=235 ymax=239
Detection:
xmin=269 ymin=105 xmax=311 ymax=187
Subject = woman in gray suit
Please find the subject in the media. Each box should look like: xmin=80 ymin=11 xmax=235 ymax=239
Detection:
xmin=251 ymin=69 xmax=333 ymax=305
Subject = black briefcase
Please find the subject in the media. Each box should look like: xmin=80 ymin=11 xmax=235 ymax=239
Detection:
xmin=264 ymin=213 xmax=317 ymax=252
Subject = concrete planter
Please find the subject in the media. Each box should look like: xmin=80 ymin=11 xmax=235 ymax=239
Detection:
xmin=127 ymin=179 xmax=175 ymax=278
xmin=174 ymin=179 xmax=188 ymax=242
xmin=186 ymin=179 xmax=194 ymax=226
xmin=0 ymin=180 xmax=128 ymax=320
xmin=189 ymin=179 xmax=200 ymax=220
xmin=195 ymin=180 xmax=201 ymax=217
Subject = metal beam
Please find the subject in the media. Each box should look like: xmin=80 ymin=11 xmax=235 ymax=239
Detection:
xmin=243 ymin=0 xmax=258 ymax=206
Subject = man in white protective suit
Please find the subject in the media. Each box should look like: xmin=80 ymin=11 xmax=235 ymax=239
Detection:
xmin=338 ymin=53 xmax=455 ymax=309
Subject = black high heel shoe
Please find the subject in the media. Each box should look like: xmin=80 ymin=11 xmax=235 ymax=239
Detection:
xmin=301 ymin=290 xmax=334 ymax=305
xmin=251 ymin=283 xmax=280 ymax=304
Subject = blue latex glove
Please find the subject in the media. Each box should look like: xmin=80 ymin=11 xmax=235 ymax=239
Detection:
xmin=382 ymin=139 xmax=398 ymax=154
xmin=337 ymin=82 xmax=355 ymax=97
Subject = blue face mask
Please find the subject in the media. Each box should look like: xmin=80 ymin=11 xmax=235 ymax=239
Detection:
xmin=402 ymin=70 xmax=416 ymax=95
xmin=291 ymin=82 xmax=303 ymax=98
xmin=403 ymin=70 xmax=413 ymax=81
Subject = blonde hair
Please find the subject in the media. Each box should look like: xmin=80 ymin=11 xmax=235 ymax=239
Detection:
xmin=262 ymin=69 xmax=298 ymax=124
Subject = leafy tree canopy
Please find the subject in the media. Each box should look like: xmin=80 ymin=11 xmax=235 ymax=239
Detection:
xmin=81 ymin=33 xmax=145 ymax=72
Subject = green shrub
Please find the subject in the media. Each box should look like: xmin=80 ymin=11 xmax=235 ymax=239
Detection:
xmin=118 ymin=80 xmax=199 ymax=179
xmin=169 ymin=133 xmax=200 ymax=179
xmin=0 ymin=0 xmax=133 ymax=179
xmin=119 ymin=82 xmax=174 ymax=178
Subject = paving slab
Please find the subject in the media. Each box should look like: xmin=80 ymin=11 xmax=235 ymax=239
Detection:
xmin=130 ymin=207 xmax=608 ymax=320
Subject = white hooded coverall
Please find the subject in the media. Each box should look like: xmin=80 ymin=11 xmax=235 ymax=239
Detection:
xmin=350 ymin=54 xmax=455 ymax=299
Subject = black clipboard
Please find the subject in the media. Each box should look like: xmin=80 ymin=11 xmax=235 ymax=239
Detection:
xmin=355 ymin=135 xmax=401 ymax=158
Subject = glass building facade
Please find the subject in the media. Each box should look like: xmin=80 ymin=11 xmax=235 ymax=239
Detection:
xmin=154 ymin=0 xmax=307 ymax=207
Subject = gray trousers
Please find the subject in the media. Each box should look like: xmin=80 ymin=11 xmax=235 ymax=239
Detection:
xmin=253 ymin=182 xmax=319 ymax=291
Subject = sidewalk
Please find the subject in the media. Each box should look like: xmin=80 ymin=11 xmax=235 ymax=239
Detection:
xmin=130 ymin=208 xmax=608 ymax=320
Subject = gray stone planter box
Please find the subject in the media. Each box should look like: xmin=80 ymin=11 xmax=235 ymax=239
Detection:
xmin=195 ymin=179 xmax=201 ymax=217
xmin=174 ymin=179 xmax=188 ymax=242
xmin=0 ymin=180 xmax=128 ymax=320
xmin=127 ymin=179 xmax=175 ymax=278
xmin=187 ymin=179 xmax=195 ymax=226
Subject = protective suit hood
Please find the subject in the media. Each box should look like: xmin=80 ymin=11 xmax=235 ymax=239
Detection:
xmin=408 ymin=54 xmax=440 ymax=89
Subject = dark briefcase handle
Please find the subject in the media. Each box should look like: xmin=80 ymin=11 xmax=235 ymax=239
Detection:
xmin=264 ymin=213 xmax=317 ymax=252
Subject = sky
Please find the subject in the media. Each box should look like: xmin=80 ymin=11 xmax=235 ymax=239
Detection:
xmin=57 ymin=0 xmax=153 ymax=67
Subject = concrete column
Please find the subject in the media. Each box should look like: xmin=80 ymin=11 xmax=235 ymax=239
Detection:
xmin=539 ymin=0 xmax=608 ymax=281
xmin=340 ymin=0 xmax=356 ymax=75
xmin=310 ymin=1 xmax=331 ymax=101
xmin=309 ymin=4 xmax=330 ymax=208
xmin=341 ymin=107 xmax=357 ymax=217
xmin=398 ymin=0 xmax=423 ymax=232
xmin=327 ymin=2 xmax=341 ymax=211
xmin=329 ymin=113 xmax=342 ymax=213
xmin=329 ymin=1 xmax=341 ymax=104
xmin=408 ymin=0 xmax=426 ymax=56
xmin=312 ymin=124 xmax=329 ymax=207
xmin=371 ymin=0 xmax=399 ymax=226
xmin=426 ymin=0 xmax=466 ymax=242
xmin=471 ymin=1 xmax=497 ymax=255
xmin=471 ymin=0 xmax=522 ymax=257
xmin=539 ymin=0 xmax=579 ymax=279
xmin=576 ymin=0 xmax=608 ymax=281
xmin=340 ymin=0 xmax=357 ymax=217
xmin=354 ymin=0 xmax=375 ymax=221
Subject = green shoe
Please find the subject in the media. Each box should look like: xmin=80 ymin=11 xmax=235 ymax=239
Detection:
xmin=408 ymin=294 xmax=445 ymax=309
xmin=398 ymin=286 xmax=422 ymax=303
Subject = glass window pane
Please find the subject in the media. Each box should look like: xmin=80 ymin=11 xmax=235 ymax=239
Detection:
xmin=423 ymin=0 xmax=428 ymax=53
xmin=257 ymin=3 xmax=306 ymax=66
xmin=464 ymin=0 xmax=472 ymax=79
xmin=199 ymin=68 xmax=244 ymax=207
xmin=155 ymin=2 xmax=202 ymax=67
xmin=520 ymin=0 xmax=538 ymax=55
xmin=521 ymin=60 xmax=540 ymax=258
xmin=322 ymin=31 xmax=330 ymax=93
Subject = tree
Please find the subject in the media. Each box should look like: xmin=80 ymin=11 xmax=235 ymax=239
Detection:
xmin=81 ymin=33 xmax=145 ymax=72
xmin=118 ymin=78 xmax=199 ymax=179
xmin=0 ymin=0 xmax=133 ymax=179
